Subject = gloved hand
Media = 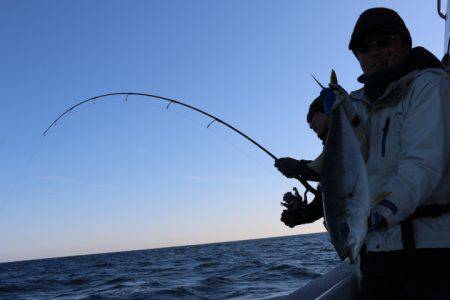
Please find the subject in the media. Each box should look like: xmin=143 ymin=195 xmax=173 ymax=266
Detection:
xmin=281 ymin=187 xmax=304 ymax=208
xmin=320 ymin=88 xmax=338 ymax=116
xmin=281 ymin=188 xmax=324 ymax=228
xmin=281 ymin=188 xmax=308 ymax=228
xmin=368 ymin=212 xmax=388 ymax=232
xmin=275 ymin=158 xmax=320 ymax=181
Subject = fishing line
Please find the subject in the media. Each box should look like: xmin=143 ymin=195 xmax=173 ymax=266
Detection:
xmin=135 ymin=99 xmax=279 ymax=179
xmin=0 ymin=136 xmax=46 ymax=214
xmin=135 ymin=98 xmax=309 ymax=192
xmin=318 ymin=253 xmax=339 ymax=275
xmin=25 ymin=136 xmax=46 ymax=169
xmin=209 ymin=126 xmax=278 ymax=178
xmin=0 ymin=100 xmax=121 ymax=214
xmin=159 ymin=101 xmax=275 ymax=175
xmin=48 ymin=97 xmax=280 ymax=188
xmin=43 ymin=92 xmax=317 ymax=196
xmin=44 ymin=93 xmax=271 ymax=160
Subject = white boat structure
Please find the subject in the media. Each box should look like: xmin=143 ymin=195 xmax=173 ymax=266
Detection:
xmin=271 ymin=262 xmax=358 ymax=300
xmin=271 ymin=1 xmax=450 ymax=299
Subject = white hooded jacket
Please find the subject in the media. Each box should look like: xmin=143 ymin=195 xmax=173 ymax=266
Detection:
xmin=349 ymin=68 xmax=450 ymax=252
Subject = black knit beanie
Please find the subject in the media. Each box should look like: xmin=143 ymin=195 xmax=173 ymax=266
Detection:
xmin=349 ymin=8 xmax=412 ymax=53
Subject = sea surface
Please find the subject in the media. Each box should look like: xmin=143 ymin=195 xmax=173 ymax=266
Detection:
xmin=0 ymin=233 xmax=340 ymax=299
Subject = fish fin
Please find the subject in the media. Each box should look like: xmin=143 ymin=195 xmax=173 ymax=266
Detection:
xmin=349 ymin=255 xmax=362 ymax=291
xmin=330 ymin=69 xmax=338 ymax=85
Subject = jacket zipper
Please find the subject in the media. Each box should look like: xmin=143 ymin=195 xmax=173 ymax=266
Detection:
xmin=381 ymin=117 xmax=391 ymax=157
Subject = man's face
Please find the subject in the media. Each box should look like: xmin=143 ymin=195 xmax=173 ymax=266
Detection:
xmin=356 ymin=32 xmax=410 ymax=75
xmin=309 ymin=112 xmax=330 ymax=141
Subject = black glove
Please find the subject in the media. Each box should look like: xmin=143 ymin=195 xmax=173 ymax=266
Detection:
xmin=281 ymin=189 xmax=308 ymax=228
xmin=281 ymin=187 xmax=305 ymax=208
xmin=275 ymin=158 xmax=320 ymax=181
xmin=368 ymin=212 xmax=388 ymax=232
xmin=281 ymin=188 xmax=324 ymax=228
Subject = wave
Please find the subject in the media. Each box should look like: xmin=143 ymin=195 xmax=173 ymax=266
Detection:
xmin=264 ymin=264 xmax=319 ymax=278
xmin=201 ymin=276 xmax=233 ymax=285
xmin=63 ymin=278 xmax=89 ymax=285
xmin=149 ymin=286 xmax=204 ymax=299
xmin=85 ymin=295 xmax=109 ymax=300
xmin=89 ymin=262 xmax=114 ymax=268
xmin=105 ymin=276 xmax=131 ymax=285
xmin=193 ymin=261 xmax=220 ymax=269
xmin=0 ymin=284 xmax=30 ymax=293
xmin=0 ymin=233 xmax=336 ymax=299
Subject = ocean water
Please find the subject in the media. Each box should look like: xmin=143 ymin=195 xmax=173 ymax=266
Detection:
xmin=0 ymin=233 xmax=340 ymax=299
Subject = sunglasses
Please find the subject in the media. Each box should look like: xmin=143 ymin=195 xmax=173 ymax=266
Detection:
xmin=356 ymin=35 xmax=400 ymax=54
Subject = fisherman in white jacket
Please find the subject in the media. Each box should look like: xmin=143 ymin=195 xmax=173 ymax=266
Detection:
xmin=276 ymin=8 xmax=450 ymax=299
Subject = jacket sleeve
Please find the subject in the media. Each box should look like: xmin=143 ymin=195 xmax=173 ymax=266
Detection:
xmin=374 ymin=76 xmax=450 ymax=227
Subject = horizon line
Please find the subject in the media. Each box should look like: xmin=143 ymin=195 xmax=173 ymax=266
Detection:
xmin=0 ymin=230 xmax=326 ymax=264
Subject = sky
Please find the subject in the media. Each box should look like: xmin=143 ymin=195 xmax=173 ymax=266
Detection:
xmin=0 ymin=1 xmax=446 ymax=263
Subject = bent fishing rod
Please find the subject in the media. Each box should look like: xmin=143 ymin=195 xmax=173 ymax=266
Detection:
xmin=43 ymin=92 xmax=317 ymax=196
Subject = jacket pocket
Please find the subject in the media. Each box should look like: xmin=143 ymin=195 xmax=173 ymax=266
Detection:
xmin=381 ymin=117 xmax=391 ymax=157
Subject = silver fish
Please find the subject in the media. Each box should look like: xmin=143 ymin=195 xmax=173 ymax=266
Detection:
xmin=320 ymin=99 xmax=370 ymax=263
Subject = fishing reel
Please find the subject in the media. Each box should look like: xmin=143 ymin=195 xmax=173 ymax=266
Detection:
xmin=281 ymin=187 xmax=308 ymax=210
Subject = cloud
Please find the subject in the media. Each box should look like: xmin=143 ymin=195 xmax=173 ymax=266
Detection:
xmin=32 ymin=175 xmax=118 ymax=189
xmin=38 ymin=189 xmax=65 ymax=195
xmin=185 ymin=175 xmax=248 ymax=183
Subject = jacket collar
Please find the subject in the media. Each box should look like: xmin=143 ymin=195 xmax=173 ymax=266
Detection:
xmin=350 ymin=68 xmax=443 ymax=109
